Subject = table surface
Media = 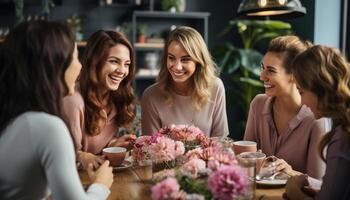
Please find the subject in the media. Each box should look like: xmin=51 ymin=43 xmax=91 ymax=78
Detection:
xmin=80 ymin=166 xmax=285 ymax=200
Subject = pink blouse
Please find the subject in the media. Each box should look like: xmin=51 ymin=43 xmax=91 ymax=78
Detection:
xmin=62 ymin=90 xmax=118 ymax=155
xmin=244 ymin=94 xmax=327 ymax=179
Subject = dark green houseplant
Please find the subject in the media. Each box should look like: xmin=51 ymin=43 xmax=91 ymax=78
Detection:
xmin=214 ymin=20 xmax=292 ymax=138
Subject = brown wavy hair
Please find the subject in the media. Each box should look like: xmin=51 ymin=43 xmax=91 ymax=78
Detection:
xmin=292 ymin=45 xmax=350 ymax=161
xmin=268 ymin=35 xmax=313 ymax=73
xmin=158 ymin=26 xmax=217 ymax=110
xmin=0 ymin=21 xmax=74 ymax=134
xmin=80 ymin=30 xmax=136 ymax=136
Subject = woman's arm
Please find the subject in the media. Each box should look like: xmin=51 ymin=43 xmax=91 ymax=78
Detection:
xmin=33 ymin=116 xmax=112 ymax=200
xmin=211 ymin=78 xmax=229 ymax=137
xmin=141 ymin=89 xmax=161 ymax=135
xmin=306 ymin=119 xmax=327 ymax=179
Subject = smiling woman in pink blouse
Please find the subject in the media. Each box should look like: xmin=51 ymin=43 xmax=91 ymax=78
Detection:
xmin=62 ymin=30 xmax=136 ymax=170
xmin=244 ymin=36 xmax=328 ymax=179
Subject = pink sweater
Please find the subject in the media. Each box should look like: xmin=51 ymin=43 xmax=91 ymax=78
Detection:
xmin=244 ymin=94 xmax=327 ymax=179
xmin=141 ymin=77 xmax=229 ymax=137
xmin=62 ymin=90 xmax=118 ymax=155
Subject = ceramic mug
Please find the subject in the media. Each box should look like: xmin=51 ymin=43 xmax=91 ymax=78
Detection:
xmin=233 ymin=141 xmax=257 ymax=155
xmin=102 ymin=147 xmax=127 ymax=167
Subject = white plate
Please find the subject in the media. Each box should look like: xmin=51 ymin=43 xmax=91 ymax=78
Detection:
xmin=113 ymin=160 xmax=133 ymax=171
xmin=256 ymin=178 xmax=287 ymax=186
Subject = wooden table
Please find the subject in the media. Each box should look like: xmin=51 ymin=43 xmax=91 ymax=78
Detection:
xmin=80 ymin=166 xmax=285 ymax=200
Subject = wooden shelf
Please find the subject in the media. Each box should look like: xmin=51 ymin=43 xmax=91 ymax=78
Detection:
xmin=77 ymin=41 xmax=87 ymax=47
xmin=134 ymin=42 xmax=164 ymax=50
xmin=133 ymin=11 xmax=210 ymax=19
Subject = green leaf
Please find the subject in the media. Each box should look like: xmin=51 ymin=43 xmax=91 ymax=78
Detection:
xmin=239 ymin=77 xmax=264 ymax=87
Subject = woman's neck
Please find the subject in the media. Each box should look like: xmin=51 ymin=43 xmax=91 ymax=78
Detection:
xmin=274 ymin=87 xmax=301 ymax=114
xmin=171 ymin=81 xmax=192 ymax=96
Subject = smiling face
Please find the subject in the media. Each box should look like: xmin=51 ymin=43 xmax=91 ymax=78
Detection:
xmin=167 ymin=40 xmax=196 ymax=87
xmin=260 ymin=52 xmax=295 ymax=97
xmin=65 ymin=44 xmax=82 ymax=95
xmin=99 ymin=44 xmax=130 ymax=92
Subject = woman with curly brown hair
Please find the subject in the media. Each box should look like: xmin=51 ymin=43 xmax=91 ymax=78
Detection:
xmin=62 ymin=30 xmax=136 ymax=170
xmin=285 ymin=45 xmax=350 ymax=200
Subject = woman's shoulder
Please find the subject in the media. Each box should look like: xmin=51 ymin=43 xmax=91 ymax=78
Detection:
xmin=251 ymin=94 xmax=271 ymax=106
xmin=62 ymin=90 xmax=84 ymax=109
xmin=142 ymin=82 xmax=162 ymax=99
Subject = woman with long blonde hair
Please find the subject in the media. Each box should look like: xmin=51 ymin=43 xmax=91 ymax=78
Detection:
xmin=141 ymin=26 xmax=228 ymax=137
xmin=62 ymin=30 xmax=136 ymax=170
xmin=285 ymin=45 xmax=350 ymax=200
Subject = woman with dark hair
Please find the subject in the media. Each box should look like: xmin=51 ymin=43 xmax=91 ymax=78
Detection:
xmin=0 ymin=21 xmax=113 ymax=199
xmin=285 ymin=45 xmax=350 ymax=200
xmin=244 ymin=36 xmax=328 ymax=179
xmin=62 ymin=30 xmax=136 ymax=169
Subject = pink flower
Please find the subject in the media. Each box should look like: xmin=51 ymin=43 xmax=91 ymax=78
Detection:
xmin=148 ymin=137 xmax=185 ymax=163
xmin=208 ymin=165 xmax=249 ymax=200
xmin=208 ymin=152 xmax=237 ymax=171
xmin=184 ymin=148 xmax=203 ymax=162
xmin=181 ymin=158 xmax=206 ymax=177
xmin=151 ymin=177 xmax=181 ymax=200
xmin=134 ymin=136 xmax=151 ymax=148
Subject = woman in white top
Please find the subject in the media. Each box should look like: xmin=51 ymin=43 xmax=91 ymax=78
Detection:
xmin=0 ymin=21 xmax=113 ymax=200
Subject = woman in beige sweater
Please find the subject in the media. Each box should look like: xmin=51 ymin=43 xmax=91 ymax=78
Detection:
xmin=141 ymin=26 xmax=229 ymax=137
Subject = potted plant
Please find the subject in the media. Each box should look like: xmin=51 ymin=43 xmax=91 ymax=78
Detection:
xmin=137 ymin=23 xmax=147 ymax=43
xmin=161 ymin=0 xmax=185 ymax=12
xmin=213 ymin=20 xmax=293 ymax=138
xmin=66 ymin=14 xmax=83 ymax=42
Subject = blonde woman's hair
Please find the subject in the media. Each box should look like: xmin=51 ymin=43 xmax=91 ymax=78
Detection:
xmin=157 ymin=26 xmax=217 ymax=110
xmin=292 ymin=45 xmax=350 ymax=161
xmin=268 ymin=35 xmax=313 ymax=73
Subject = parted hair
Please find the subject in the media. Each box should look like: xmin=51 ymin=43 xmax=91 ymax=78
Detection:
xmin=157 ymin=26 xmax=217 ymax=110
xmin=80 ymin=30 xmax=136 ymax=136
xmin=0 ymin=20 xmax=75 ymax=135
xmin=268 ymin=35 xmax=313 ymax=73
xmin=292 ymin=45 xmax=350 ymax=161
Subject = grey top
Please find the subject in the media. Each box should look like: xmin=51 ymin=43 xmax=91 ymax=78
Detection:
xmin=0 ymin=112 xmax=110 ymax=200
xmin=314 ymin=126 xmax=350 ymax=200
xmin=141 ymin=77 xmax=229 ymax=137
xmin=244 ymin=94 xmax=327 ymax=179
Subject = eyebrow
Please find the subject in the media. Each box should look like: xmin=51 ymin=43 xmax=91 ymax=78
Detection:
xmin=261 ymin=63 xmax=277 ymax=70
xmin=168 ymin=53 xmax=191 ymax=59
xmin=108 ymin=56 xmax=131 ymax=63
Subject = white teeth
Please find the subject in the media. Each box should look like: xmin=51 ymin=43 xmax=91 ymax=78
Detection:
xmin=172 ymin=71 xmax=185 ymax=76
xmin=109 ymin=75 xmax=123 ymax=83
xmin=264 ymin=84 xmax=272 ymax=88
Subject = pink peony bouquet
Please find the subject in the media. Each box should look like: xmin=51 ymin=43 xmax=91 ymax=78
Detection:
xmin=132 ymin=132 xmax=185 ymax=165
xmin=151 ymin=138 xmax=249 ymax=200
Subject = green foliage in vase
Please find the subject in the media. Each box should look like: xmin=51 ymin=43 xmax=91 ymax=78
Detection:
xmin=161 ymin=0 xmax=180 ymax=11
xmin=213 ymin=20 xmax=293 ymax=136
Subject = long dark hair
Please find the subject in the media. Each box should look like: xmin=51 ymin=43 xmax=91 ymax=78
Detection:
xmin=80 ymin=30 xmax=136 ymax=136
xmin=292 ymin=45 xmax=350 ymax=160
xmin=0 ymin=20 xmax=75 ymax=134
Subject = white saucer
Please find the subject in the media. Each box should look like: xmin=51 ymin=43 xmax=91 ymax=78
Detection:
xmin=256 ymin=178 xmax=287 ymax=186
xmin=113 ymin=160 xmax=133 ymax=171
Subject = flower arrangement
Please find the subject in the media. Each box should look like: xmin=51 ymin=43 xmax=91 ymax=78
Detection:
xmin=151 ymin=138 xmax=249 ymax=200
xmin=157 ymin=124 xmax=209 ymax=151
xmin=132 ymin=129 xmax=185 ymax=169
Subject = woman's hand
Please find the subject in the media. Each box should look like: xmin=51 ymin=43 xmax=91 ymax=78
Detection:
xmin=108 ymin=135 xmax=137 ymax=149
xmin=87 ymin=160 xmax=114 ymax=189
xmin=285 ymin=175 xmax=309 ymax=200
xmin=273 ymin=158 xmax=303 ymax=176
xmin=78 ymin=151 xmax=105 ymax=170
